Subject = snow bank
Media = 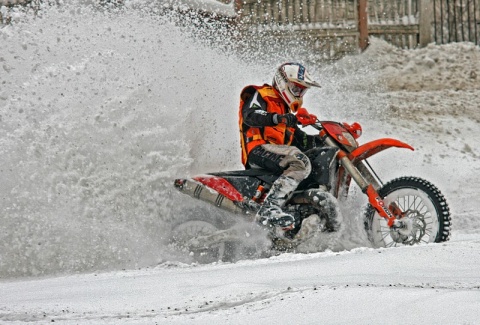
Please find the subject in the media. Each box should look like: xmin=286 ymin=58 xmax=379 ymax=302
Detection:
xmin=368 ymin=39 xmax=480 ymax=92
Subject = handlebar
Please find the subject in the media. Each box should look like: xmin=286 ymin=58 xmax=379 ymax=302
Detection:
xmin=296 ymin=108 xmax=362 ymax=138
xmin=296 ymin=107 xmax=319 ymax=126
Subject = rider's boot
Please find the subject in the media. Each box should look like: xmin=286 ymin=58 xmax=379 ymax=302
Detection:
xmin=256 ymin=175 xmax=299 ymax=229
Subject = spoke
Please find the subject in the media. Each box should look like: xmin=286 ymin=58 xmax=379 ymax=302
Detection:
xmin=381 ymin=231 xmax=390 ymax=240
xmin=413 ymin=195 xmax=419 ymax=209
xmin=376 ymin=186 xmax=442 ymax=248
xmin=417 ymin=205 xmax=425 ymax=214
xmin=413 ymin=196 xmax=421 ymax=211
xmin=396 ymin=195 xmax=404 ymax=211
xmin=410 ymin=196 xmax=417 ymax=211
xmin=415 ymin=196 xmax=424 ymax=211
xmin=386 ymin=240 xmax=396 ymax=248
xmin=402 ymin=195 xmax=407 ymax=211
xmin=419 ymin=202 xmax=427 ymax=211
xmin=408 ymin=195 xmax=415 ymax=211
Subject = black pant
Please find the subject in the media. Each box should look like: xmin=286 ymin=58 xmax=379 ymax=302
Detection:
xmin=247 ymin=144 xmax=311 ymax=182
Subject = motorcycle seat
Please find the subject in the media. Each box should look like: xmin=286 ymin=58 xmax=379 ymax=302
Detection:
xmin=209 ymin=169 xmax=277 ymax=177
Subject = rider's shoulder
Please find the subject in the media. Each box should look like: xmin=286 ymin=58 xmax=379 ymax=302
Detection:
xmin=241 ymin=84 xmax=276 ymax=102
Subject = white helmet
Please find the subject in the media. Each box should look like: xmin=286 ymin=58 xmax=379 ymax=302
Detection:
xmin=273 ymin=62 xmax=321 ymax=112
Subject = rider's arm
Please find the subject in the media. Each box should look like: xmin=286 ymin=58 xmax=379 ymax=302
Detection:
xmin=241 ymin=90 xmax=276 ymax=127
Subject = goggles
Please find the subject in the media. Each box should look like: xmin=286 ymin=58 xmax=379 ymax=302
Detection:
xmin=288 ymin=82 xmax=308 ymax=98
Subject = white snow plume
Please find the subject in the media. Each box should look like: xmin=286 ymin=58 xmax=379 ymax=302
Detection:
xmin=0 ymin=0 xmax=336 ymax=277
xmin=0 ymin=1 xmax=262 ymax=277
xmin=1 ymin=0 xmax=479 ymax=278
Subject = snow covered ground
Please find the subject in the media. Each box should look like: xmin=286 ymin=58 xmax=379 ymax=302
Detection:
xmin=0 ymin=1 xmax=479 ymax=324
xmin=1 ymin=240 xmax=479 ymax=324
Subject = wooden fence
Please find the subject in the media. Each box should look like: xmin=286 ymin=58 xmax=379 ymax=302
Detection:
xmin=2 ymin=0 xmax=479 ymax=58
xmin=433 ymin=0 xmax=480 ymax=44
xmin=236 ymin=0 xmax=480 ymax=58
xmin=0 ymin=0 xmax=32 ymax=5
xmin=368 ymin=0 xmax=420 ymax=48
xmin=239 ymin=0 xmax=357 ymax=25
xmin=237 ymin=0 xmax=360 ymax=59
xmin=236 ymin=0 xmax=425 ymax=59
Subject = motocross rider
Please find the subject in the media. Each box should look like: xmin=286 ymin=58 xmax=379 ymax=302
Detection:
xmin=239 ymin=62 xmax=323 ymax=230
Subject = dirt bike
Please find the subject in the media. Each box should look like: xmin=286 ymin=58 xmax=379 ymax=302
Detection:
xmin=172 ymin=108 xmax=451 ymax=263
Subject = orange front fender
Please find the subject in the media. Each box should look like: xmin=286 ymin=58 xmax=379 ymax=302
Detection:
xmin=348 ymin=138 xmax=414 ymax=164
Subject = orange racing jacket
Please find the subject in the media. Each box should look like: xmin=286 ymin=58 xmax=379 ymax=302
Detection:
xmin=239 ymin=85 xmax=296 ymax=166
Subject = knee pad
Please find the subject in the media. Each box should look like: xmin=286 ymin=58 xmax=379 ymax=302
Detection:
xmin=295 ymin=152 xmax=312 ymax=176
xmin=283 ymin=152 xmax=311 ymax=180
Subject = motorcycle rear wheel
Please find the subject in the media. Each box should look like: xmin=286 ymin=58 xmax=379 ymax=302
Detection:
xmin=170 ymin=220 xmax=226 ymax=264
xmin=365 ymin=177 xmax=451 ymax=248
xmin=168 ymin=206 xmax=238 ymax=264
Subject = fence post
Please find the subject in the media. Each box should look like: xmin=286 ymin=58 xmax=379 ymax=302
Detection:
xmin=234 ymin=0 xmax=243 ymax=15
xmin=418 ymin=0 xmax=433 ymax=47
xmin=358 ymin=0 xmax=369 ymax=50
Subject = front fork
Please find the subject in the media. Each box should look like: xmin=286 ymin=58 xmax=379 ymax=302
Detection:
xmin=337 ymin=152 xmax=401 ymax=228
xmin=364 ymin=184 xmax=399 ymax=227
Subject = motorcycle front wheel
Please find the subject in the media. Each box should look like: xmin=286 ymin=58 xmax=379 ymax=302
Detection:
xmin=365 ymin=176 xmax=451 ymax=248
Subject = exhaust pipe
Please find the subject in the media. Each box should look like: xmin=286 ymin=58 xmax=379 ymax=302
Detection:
xmin=174 ymin=178 xmax=246 ymax=215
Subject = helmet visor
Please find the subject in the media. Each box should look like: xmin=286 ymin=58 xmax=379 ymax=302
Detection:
xmin=288 ymin=82 xmax=308 ymax=98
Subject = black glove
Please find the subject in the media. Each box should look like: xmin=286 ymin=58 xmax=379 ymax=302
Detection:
xmin=273 ymin=114 xmax=298 ymax=127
